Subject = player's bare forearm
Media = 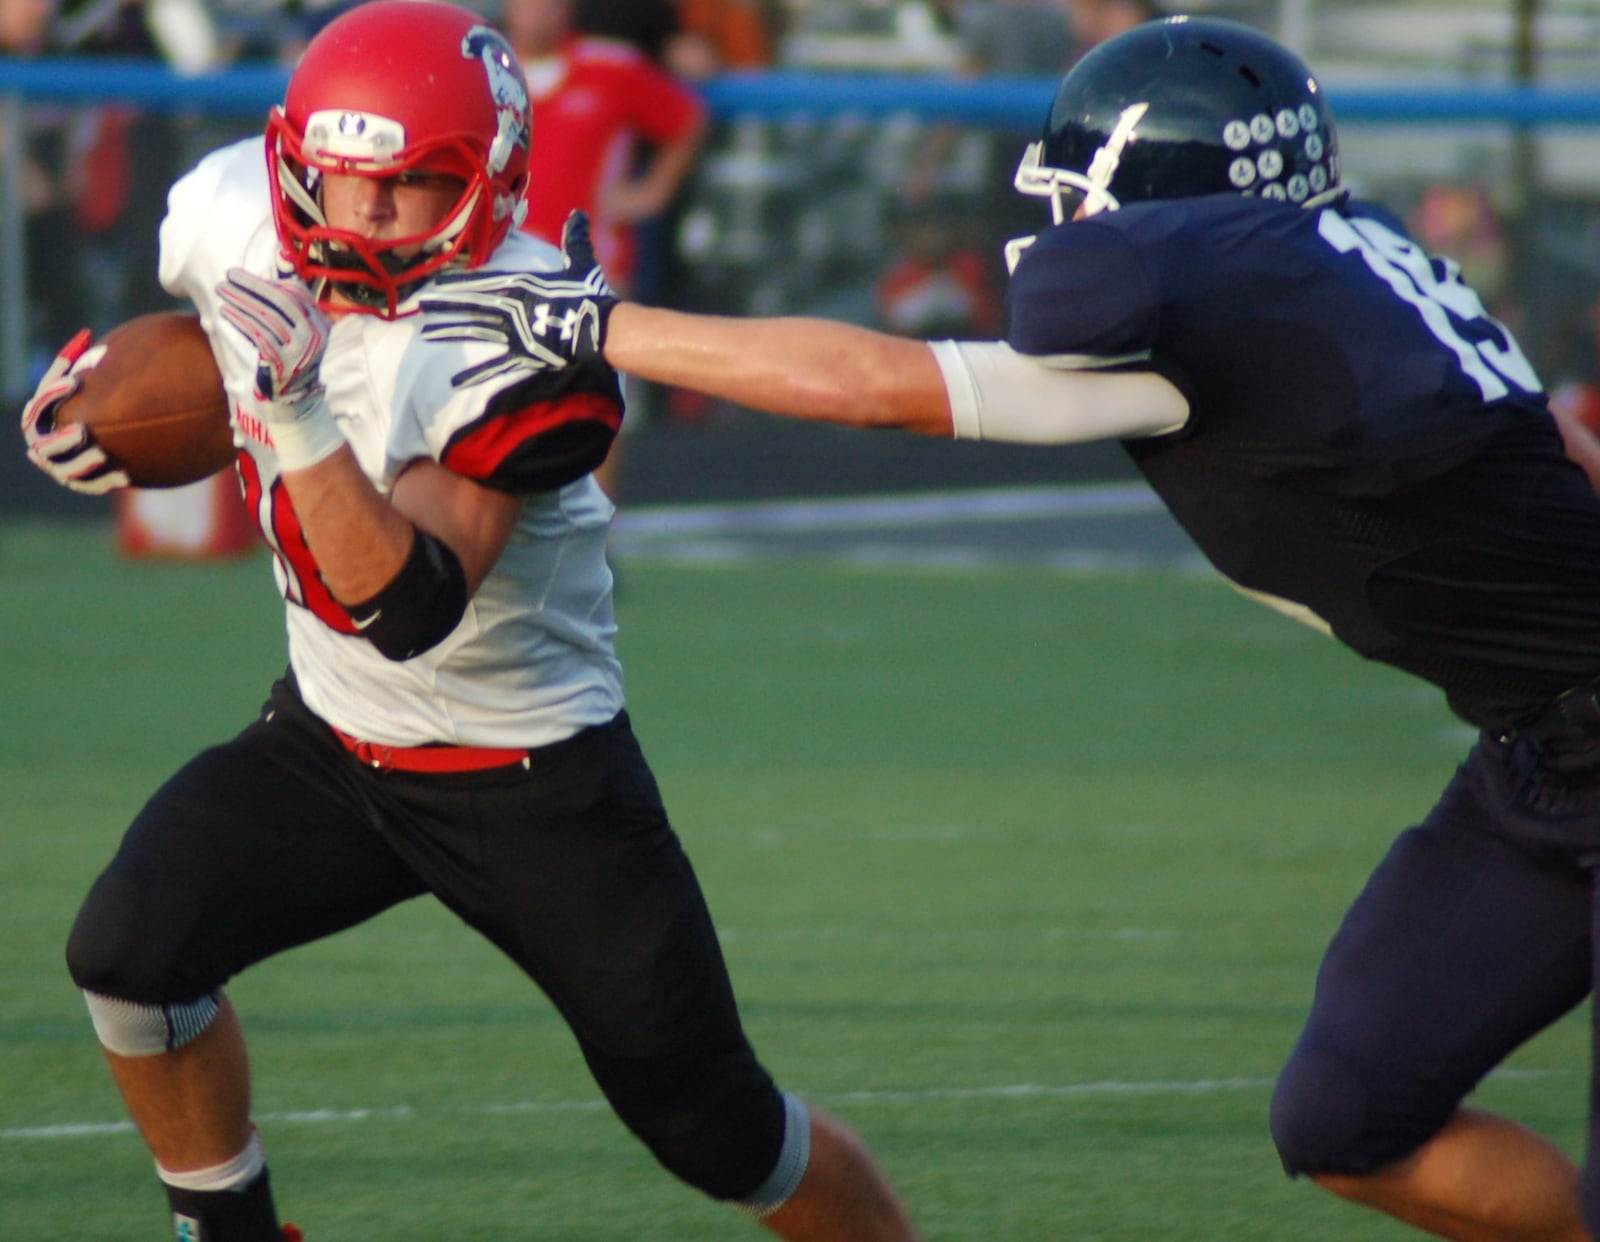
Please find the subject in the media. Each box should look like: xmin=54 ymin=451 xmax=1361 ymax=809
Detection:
xmin=390 ymin=459 xmax=522 ymax=593
xmin=604 ymin=304 xmax=956 ymax=437
xmin=277 ymin=447 xmax=417 ymax=604
xmin=280 ymin=454 xmax=519 ymax=605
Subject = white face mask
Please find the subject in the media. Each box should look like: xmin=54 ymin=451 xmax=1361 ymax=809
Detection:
xmin=1003 ymin=136 xmax=1127 ymax=275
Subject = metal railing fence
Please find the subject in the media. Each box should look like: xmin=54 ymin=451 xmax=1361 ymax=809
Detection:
xmin=4 ymin=58 xmax=1600 ymax=402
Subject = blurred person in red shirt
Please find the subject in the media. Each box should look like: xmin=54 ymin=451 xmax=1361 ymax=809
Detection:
xmin=504 ymin=0 xmax=705 ymax=294
xmin=501 ymin=0 xmax=706 ymax=499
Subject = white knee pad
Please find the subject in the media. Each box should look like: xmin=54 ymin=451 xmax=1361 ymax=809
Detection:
xmin=82 ymin=989 xmax=221 ymax=1057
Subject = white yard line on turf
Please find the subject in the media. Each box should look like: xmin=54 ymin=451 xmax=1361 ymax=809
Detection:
xmin=612 ymin=484 xmax=1165 ymax=538
xmin=2 ymin=1069 xmax=1570 ymax=1142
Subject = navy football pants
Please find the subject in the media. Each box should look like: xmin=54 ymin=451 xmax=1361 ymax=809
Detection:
xmin=1272 ymin=723 xmax=1600 ymax=1222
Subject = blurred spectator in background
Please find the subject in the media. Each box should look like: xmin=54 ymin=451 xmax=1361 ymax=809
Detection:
xmin=575 ymin=0 xmax=681 ymax=60
xmin=603 ymin=0 xmax=776 ymax=429
xmin=503 ymin=0 xmax=707 ymax=499
xmin=506 ymin=0 xmax=705 ymax=300
xmin=954 ymin=0 xmax=1074 ymax=77
xmin=205 ymin=0 xmax=311 ymax=64
xmin=1407 ymin=179 xmax=1533 ymax=382
xmin=571 ymin=0 xmax=755 ymax=308
xmin=52 ymin=0 xmax=192 ymax=326
xmin=1409 ymin=181 xmax=1513 ymax=314
xmin=1064 ymin=0 xmax=1163 ymax=53
xmin=672 ymin=0 xmax=774 ymax=78
xmin=904 ymin=0 xmax=1077 ymax=301
xmin=0 ymin=0 xmax=87 ymax=361
xmin=875 ymin=193 xmax=1000 ymax=339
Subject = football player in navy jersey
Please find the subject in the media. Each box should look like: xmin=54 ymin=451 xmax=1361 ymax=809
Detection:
xmin=17 ymin=4 xmax=922 ymax=1241
xmin=422 ymin=15 xmax=1600 ymax=1242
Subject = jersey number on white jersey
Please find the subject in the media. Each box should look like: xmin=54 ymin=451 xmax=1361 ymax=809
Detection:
xmin=239 ymin=453 xmax=359 ymax=634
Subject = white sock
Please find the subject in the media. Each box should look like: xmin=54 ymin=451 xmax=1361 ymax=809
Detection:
xmin=157 ymin=1130 xmax=266 ymax=1192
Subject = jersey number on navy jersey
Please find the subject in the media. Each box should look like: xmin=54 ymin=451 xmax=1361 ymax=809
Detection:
xmin=1318 ymin=210 xmax=1540 ymax=403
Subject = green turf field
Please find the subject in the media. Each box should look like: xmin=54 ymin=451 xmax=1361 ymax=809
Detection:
xmin=1 ymin=523 xmax=1586 ymax=1240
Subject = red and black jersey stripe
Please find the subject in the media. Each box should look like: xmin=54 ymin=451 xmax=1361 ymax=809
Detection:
xmin=442 ymin=362 xmax=623 ymax=495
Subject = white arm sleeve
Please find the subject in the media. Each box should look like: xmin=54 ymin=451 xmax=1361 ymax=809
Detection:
xmin=930 ymin=339 xmax=1190 ymax=445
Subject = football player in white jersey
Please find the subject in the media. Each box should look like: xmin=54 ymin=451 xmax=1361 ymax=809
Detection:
xmin=18 ymin=4 xmax=920 ymax=1241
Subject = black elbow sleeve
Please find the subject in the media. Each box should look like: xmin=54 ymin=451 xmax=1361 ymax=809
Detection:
xmin=345 ymin=528 xmax=469 ymax=661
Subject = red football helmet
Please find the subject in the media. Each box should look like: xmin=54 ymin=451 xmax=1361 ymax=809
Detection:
xmin=266 ymin=0 xmax=531 ymax=316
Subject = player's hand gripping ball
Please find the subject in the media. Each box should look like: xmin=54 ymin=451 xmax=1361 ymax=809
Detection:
xmin=20 ymin=312 xmax=234 ymax=491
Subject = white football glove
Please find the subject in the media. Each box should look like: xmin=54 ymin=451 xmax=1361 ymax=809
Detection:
xmin=217 ymin=267 xmax=345 ymax=471
xmin=419 ymin=209 xmax=617 ymax=388
xmin=19 ymin=328 xmax=129 ymax=495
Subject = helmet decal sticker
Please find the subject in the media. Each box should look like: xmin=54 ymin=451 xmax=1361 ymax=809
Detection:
xmin=462 ymin=26 xmax=530 ymax=177
xmin=267 ymin=2 xmax=536 ymax=316
xmin=1013 ymin=16 xmax=1344 ymax=227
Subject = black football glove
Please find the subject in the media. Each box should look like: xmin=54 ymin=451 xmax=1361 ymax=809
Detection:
xmin=419 ymin=210 xmax=618 ymax=388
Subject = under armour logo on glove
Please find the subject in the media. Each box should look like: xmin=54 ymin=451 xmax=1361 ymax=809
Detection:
xmin=420 ymin=209 xmax=617 ymax=388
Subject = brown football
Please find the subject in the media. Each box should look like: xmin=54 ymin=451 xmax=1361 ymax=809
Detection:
xmin=55 ymin=311 xmax=234 ymax=488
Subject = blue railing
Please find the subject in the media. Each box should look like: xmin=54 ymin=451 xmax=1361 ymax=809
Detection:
xmin=5 ymin=58 xmax=1600 ymax=125
xmin=4 ymin=58 xmax=1600 ymax=399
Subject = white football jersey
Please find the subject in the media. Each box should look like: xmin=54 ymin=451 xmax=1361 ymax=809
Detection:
xmin=158 ymin=138 xmax=624 ymax=748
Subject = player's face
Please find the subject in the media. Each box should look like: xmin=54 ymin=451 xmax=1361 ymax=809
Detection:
xmin=320 ymin=170 xmax=466 ymax=252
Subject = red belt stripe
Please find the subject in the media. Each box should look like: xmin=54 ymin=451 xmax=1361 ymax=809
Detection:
xmin=329 ymin=725 xmax=532 ymax=773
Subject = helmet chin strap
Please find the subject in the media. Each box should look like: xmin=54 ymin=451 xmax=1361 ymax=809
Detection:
xmin=278 ymin=158 xmax=325 ymax=227
xmin=317 ymin=245 xmax=460 ymax=310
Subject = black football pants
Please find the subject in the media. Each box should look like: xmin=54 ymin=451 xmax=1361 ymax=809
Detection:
xmin=65 ymin=677 xmax=787 ymax=1201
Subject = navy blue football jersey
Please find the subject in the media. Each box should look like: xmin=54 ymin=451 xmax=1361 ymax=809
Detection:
xmin=1007 ymin=195 xmax=1600 ymax=731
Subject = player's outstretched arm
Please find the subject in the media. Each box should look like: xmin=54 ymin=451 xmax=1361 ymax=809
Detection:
xmin=419 ymin=209 xmax=956 ymax=438
xmin=604 ymin=303 xmax=956 ymax=438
